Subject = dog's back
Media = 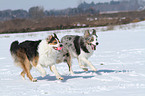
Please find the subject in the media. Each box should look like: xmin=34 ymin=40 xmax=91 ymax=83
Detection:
xmin=61 ymin=35 xmax=90 ymax=58
xmin=61 ymin=35 xmax=79 ymax=57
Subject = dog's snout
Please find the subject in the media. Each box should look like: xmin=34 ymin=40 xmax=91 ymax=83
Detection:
xmin=96 ymin=42 xmax=99 ymax=45
xmin=60 ymin=44 xmax=63 ymax=47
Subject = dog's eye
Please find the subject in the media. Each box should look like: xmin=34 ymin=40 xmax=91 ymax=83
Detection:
xmin=90 ymin=39 xmax=94 ymax=42
xmin=54 ymin=42 xmax=57 ymax=44
xmin=90 ymin=37 xmax=94 ymax=42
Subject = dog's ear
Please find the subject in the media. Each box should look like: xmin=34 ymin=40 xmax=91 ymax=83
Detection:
xmin=53 ymin=33 xmax=58 ymax=38
xmin=92 ymin=29 xmax=96 ymax=35
xmin=84 ymin=30 xmax=90 ymax=37
xmin=46 ymin=35 xmax=53 ymax=42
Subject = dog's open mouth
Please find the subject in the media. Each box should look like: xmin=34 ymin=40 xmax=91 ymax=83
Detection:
xmin=91 ymin=44 xmax=96 ymax=50
xmin=53 ymin=47 xmax=63 ymax=50
xmin=90 ymin=44 xmax=96 ymax=50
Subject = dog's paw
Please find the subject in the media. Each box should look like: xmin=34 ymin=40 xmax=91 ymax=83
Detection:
xmin=41 ymin=71 xmax=47 ymax=77
xmin=58 ymin=77 xmax=64 ymax=80
xmin=41 ymin=74 xmax=46 ymax=78
xmin=32 ymin=78 xmax=37 ymax=82
xmin=84 ymin=64 xmax=88 ymax=67
xmin=70 ymin=71 xmax=75 ymax=75
xmin=21 ymin=76 xmax=26 ymax=80
xmin=93 ymin=68 xmax=97 ymax=72
xmin=82 ymin=68 xmax=88 ymax=71
xmin=80 ymin=65 xmax=86 ymax=68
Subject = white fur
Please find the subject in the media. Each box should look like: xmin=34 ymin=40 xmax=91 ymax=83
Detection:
xmin=78 ymin=35 xmax=97 ymax=59
xmin=38 ymin=40 xmax=58 ymax=67
xmin=50 ymin=65 xmax=63 ymax=80
xmin=79 ymin=45 xmax=93 ymax=58
xmin=77 ymin=35 xmax=97 ymax=71
xmin=92 ymin=35 xmax=97 ymax=45
xmin=77 ymin=46 xmax=96 ymax=70
xmin=34 ymin=39 xmax=62 ymax=79
xmin=35 ymin=64 xmax=46 ymax=77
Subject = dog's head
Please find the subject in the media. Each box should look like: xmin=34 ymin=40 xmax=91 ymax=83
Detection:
xmin=46 ymin=33 xmax=63 ymax=51
xmin=84 ymin=29 xmax=99 ymax=50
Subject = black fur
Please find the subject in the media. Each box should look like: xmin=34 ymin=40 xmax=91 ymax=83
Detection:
xmin=10 ymin=41 xmax=19 ymax=54
xmin=48 ymin=37 xmax=56 ymax=43
xmin=80 ymin=39 xmax=90 ymax=53
xmin=10 ymin=40 xmax=41 ymax=61
xmin=73 ymin=36 xmax=90 ymax=55
xmin=73 ymin=36 xmax=81 ymax=55
xmin=19 ymin=40 xmax=41 ymax=60
xmin=66 ymin=53 xmax=69 ymax=57
xmin=67 ymin=37 xmax=72 ymax=40
xmin=53 ymin=33 xmax=60 ymax=42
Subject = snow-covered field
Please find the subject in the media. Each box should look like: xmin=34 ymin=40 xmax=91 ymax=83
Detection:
xmin=0 ymin=21 xmax=145 ymax=96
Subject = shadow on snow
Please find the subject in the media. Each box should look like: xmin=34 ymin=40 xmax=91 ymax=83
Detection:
xmin=36 ymin=69 xmax=131 ymax=82
xmin=37 ymin=74 xmax=94 ymax=82
xmin=74 ymin=69 xmax=131 ymax=74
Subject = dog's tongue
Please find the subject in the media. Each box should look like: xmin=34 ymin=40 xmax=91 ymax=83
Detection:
xmin=91 ymin=45 xmax=96 ymax=50
xmin=56 ymin=47 xmax=63 ymax=50
xmin=91 ymin=45 xmax=94 ymax=50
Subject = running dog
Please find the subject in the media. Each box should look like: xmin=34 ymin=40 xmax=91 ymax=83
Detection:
xmin=10 ymin=33 xmax=63 ymax=82
xmin=57 ymin=29 xmax=99 ymax=75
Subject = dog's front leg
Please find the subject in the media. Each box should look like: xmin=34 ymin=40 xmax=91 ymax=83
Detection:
xmin=81 ymin=58 xmax=97 ymax=71
xmin=35 ymin=64 xmax=46 ymax=77
xmin=50 ymin=65 xmax=63 ymax=80
xmin=78 ymin=58 xmax=88 ymax=71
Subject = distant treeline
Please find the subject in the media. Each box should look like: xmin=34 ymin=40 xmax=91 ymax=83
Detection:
xmin=78 ymin=0 xmax=145 ymax=12
xmin=0 ymin=0 xmax=145 ymax=21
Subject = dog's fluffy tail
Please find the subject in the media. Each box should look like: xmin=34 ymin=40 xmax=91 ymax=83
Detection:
xmin=10 ymin=41 xmax=22 ymax=67
xmin=10 ymin=40 xmax=19 ymax=55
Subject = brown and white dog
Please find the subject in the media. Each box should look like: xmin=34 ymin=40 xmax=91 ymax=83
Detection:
xmin=10 ymin=33 xmax=63 ymax=82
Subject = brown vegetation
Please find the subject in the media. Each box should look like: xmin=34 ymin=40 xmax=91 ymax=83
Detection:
xmin=0 ymin=10 xmax=145 ymax=34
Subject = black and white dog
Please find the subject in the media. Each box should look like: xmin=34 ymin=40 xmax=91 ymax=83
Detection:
xmin=10 ymin=33 xmax=63 ymax=82
xmin=57 ymin=29 xmax=99 ymax=75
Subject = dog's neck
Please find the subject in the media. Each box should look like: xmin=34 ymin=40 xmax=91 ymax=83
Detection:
xmin=38 ymin=40 xmax=57 ymax=56
xmin=38 ymin=40 xmax=58 ymax=67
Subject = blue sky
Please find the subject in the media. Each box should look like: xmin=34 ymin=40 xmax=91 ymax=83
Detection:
xmin=0 ymin=0 xmax=114 ymax=11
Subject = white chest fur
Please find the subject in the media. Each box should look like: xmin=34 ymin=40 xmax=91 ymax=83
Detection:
xmin=79 ymin=45 xmax=94 ymax=59
xmin=37 ymin=40 xmax=57 ymax=67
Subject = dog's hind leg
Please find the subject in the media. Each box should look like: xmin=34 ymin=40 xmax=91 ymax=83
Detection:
xmin=66 ymin=54 xmax=74 ymax=75
xmin=81 ymin=58 xmax=97 ymax=71
xmin=23 ymin=57 xmax=37 ymax=82
xmin=50 ymin=65 xmax=63 ymax=80
xmin=14 ymin=49 xmax=36 ymax=82
xmin=21 ymin=63 xmax=32 ymax=80
xmin=20 ymin=70 xmax=25 ymax=80
xmin=15 ymin=61 xmax=26 ymax=80
xmin=14 ymin=61 xmax=26 ymax=80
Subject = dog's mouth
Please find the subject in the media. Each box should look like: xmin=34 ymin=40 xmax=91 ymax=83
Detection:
xmin=91 ymin=44 xmax=96 ymax=50
xmin=89 ymin=42 xmax=99 ymax=50
xmin=53 ymin=47 xmax=63 ymax=50
xmin=88 ymin=43 xmax=96 ymax=50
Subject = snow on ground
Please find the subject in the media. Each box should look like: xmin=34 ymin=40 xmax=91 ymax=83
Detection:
xmin=0 ymin=21 xmax=145 ymax=96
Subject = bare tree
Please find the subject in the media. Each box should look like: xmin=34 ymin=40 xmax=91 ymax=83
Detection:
xmin=29 ymin=6 xmax=44 ymax=19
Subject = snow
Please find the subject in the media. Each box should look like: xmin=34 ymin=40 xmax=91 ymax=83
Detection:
xmin=0 ymin=21 xmax=145 ymax=96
